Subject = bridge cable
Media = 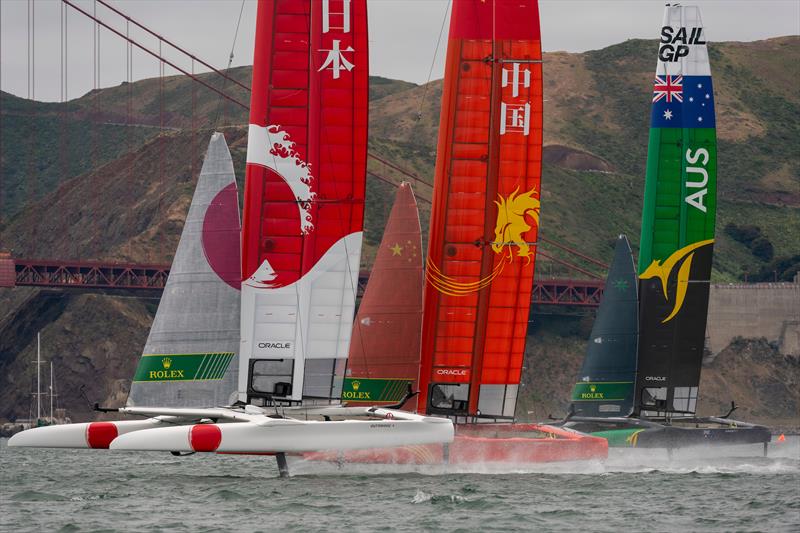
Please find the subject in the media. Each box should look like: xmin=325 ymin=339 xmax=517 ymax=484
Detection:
xmin=415 ymin=0 xmax=451 ymax=122
xmin=27 ymin=0 xmax=38 ymax=244
xmin=214 ymin=0 xmax=247 ymax=129
xmin=60 ymin=1 xmax=69 ymax=256
xmin=0 ymin=0 xmax=3 ymax=230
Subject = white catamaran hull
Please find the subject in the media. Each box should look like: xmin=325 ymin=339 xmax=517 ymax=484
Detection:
xmin=8 ymin=406 xmax=454 ymax=454
xmin=7 ymin=419 xmax=170 ymax=449
xmin=110 ymin=417 xmax=454 ymax=454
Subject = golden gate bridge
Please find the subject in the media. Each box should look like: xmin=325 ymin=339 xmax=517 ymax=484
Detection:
xmin=0 ymin=0 xmax=608 ymax=309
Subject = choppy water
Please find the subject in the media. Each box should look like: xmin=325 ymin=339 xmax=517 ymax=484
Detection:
xmin=2 ymin=437 xmax=799 ymax=532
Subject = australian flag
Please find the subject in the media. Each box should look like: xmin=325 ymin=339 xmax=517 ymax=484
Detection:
xmin=651 ymin=75 xmax=715 ymax=129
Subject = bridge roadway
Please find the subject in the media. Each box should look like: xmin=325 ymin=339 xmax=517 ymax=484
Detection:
xmin=0 ymin=257 xmax=603 ymax=308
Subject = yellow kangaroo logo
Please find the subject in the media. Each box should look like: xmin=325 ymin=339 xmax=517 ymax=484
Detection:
xmin=640 ymin=239 xmax=714 ymax=323
xmin=426 ymin=186 xmax=540 ymax=296
xmin=492 ymin=187 xmax=541 ymax=264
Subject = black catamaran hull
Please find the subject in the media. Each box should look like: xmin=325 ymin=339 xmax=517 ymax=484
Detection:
xmin=562 ymin=417 xmax=771 ymax=449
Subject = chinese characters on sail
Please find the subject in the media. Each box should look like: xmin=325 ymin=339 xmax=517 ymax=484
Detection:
xmin=500 ymin=62 xmax=531 ymax=135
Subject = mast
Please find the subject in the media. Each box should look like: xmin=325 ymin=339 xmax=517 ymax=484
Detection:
xmin=635 ymin=5 xmax=716 ymax=417
xmin=419 ymin=0 xmax=543 ymax=420
xmin=49 ymin=361 xmax=54 ymax=422
xmin=36 ymin=332 xmax=41 ymax=421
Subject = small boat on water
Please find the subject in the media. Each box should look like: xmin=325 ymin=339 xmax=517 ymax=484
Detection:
xmin=1 ymin=333 xmax=71 ymax=436
xmin=556 ymin=4 xmax=771 ymax=453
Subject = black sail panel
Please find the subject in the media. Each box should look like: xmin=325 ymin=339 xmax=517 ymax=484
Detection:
xmin=570 ymin=235 xmax=638 ymax=417
xmin=635 ymin=244 xmax=713 ymax=415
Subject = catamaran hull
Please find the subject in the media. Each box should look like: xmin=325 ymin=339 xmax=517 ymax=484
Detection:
xmin=304 ymin=424 xmax=608 ymax=464
xmin=621 ymin=426 xmax=771 ymax=449
xmin=109 ymin=419 xmax=454 ymax=454
xmin=563 ymin=417 xmax=771 ymax=448
xmin=7 ymin=420 xmax=165 ymax=449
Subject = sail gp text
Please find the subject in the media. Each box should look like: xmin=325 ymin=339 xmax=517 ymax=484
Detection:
xmin=659 ymin=26 xmax=706 ymax=62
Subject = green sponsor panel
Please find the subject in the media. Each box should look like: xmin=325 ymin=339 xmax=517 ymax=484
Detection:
xmin=639 ymin=127 xmax=716 ymax=273
xmin=341 ymin=377 xmax=413 ymax=403
xmin=133 ymin=352 xmax=234 ymax=382
xmin=570 ymin=381 xmax=633 ymax=402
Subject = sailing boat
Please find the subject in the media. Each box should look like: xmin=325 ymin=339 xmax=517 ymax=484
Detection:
xmin=9 ymin=133 xmax=244 ymax=448
xmin=560 ymin=4 xmax=771 ymax=451
xmin=31 ymin=333 xmax=70 ymax=427
xmin=310 ymin=0 xmax=607 ymax=465
xmin=11 ymin=0 xmax=452 ymax=474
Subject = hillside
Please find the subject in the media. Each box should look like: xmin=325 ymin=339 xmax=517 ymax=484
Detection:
xmin=0 ymin=37 xmax=798 ymax=425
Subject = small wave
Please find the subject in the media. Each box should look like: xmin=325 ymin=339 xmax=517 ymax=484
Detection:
xmin=210 ymin=489 xmax=246 ymax=501
xmin=411 ymin=488 xmax=470 ymax=505
xmin=11 ymin=490 xmax=70 ymax=502
xmin=69 ymin=493 xmax=114 ymax=501
xmin=412 ymin=489 xmax=432 ymax=503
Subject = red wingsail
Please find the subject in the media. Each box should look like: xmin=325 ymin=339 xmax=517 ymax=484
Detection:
xmin=242 ymin=0 xmax=368 ymax=284
xmin=419 ymin=0 xmax=543 ymax=419
xmin=239 ymin=0 xmax=369 ymax=403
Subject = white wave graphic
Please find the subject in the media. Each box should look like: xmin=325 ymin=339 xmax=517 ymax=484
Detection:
xmin=247 ymin=124 xmax=316 ymax=234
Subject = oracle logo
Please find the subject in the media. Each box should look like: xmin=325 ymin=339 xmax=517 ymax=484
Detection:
xmin=435 ymin=368 xmax=468 ymax=377
xmin=258 ymin=342 xmax=291 ymax=350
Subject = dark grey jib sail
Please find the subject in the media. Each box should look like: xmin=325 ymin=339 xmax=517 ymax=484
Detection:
xmin=570 ymin=235 xmax=638 ymax=417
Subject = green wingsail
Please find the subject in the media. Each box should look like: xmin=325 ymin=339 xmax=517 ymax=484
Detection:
xmin=635 ymin=4 xmax=717 ymax=416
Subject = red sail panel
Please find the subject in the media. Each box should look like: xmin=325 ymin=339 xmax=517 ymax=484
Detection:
xmin=419 ymin=0 xmax=542 ymax=419
xmin=345 ymin=183 xmax=423 ymax=409
xmin=239 ymin=0 xmax=369 ymax=403
xmin=243 ymin=0 xmax=368 ymax=283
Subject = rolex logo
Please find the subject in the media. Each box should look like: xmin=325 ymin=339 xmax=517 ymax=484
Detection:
xmin=352 ymin=380 xmax=360 ymax=391
xmin=590 ymin=384 xmax=596 ymax=393
xmin=162 ymin=357 xmax=172 ymax=369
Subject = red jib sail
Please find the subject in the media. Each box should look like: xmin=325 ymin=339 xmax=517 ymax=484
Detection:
xmin=419 ymin=0 xmax=543 ymax=419
xmin=239 ymin=0 xmax=369 ymax=403
xmin=343 ymin=182 xmax=423 ymax=409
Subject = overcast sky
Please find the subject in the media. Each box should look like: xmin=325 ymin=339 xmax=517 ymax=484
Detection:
xmin=1 ymin=0 xmax=798 ymax=102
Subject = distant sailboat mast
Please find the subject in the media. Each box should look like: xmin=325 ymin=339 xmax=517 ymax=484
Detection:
xmin=38 ymin=332 xmax=41 ymax=421
xmin=49 ymin=360 xmax=54 ymax=422
xmin=35 ymin=332 xmax=42 ymax=422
